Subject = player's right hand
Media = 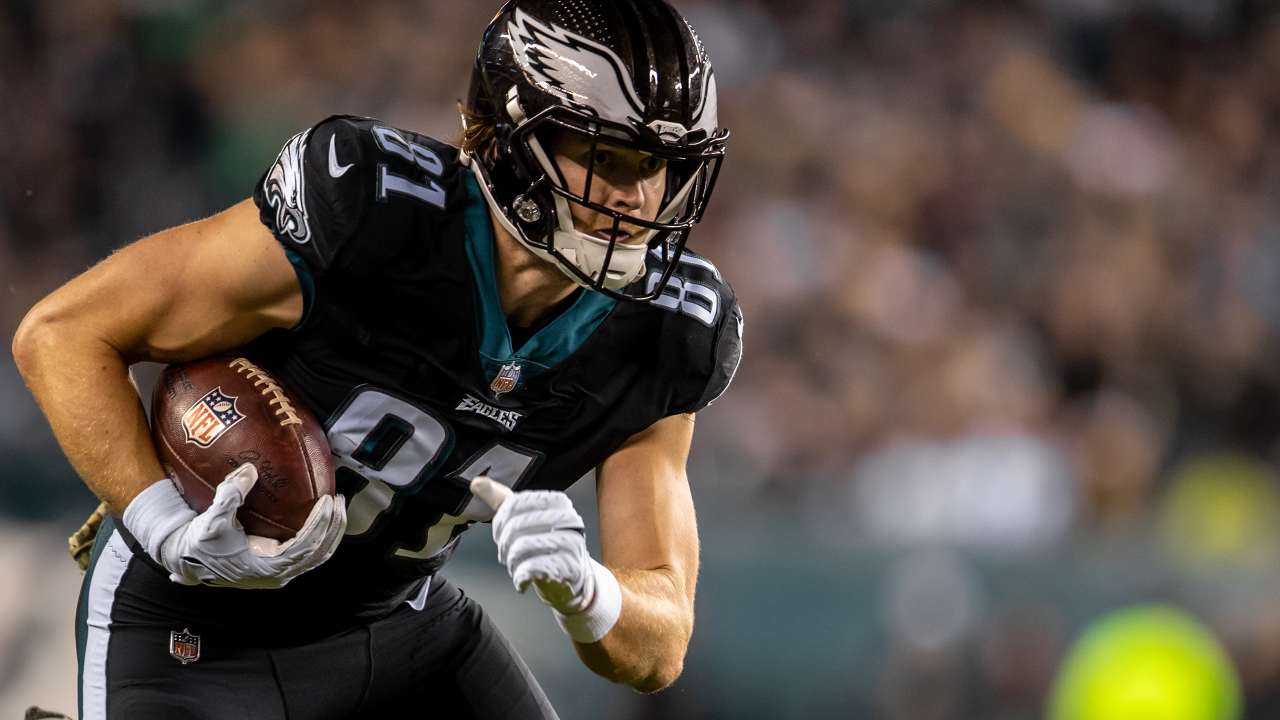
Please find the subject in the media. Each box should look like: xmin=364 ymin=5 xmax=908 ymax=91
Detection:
xmin=131 ymin=463 xmax=346 ymax=589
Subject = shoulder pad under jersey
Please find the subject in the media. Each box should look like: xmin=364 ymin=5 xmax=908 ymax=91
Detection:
xmin=253 ymin=115 xmax=461 ymax=274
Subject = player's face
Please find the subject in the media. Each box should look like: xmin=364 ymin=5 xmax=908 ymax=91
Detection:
xmin=550 ymin=131 xmax=667 ymax=245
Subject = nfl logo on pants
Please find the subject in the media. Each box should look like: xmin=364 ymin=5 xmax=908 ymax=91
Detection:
xmin=170 ymin=628 xmax=200 ymax=664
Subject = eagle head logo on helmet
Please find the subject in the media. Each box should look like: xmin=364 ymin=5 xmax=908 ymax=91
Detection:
xmin=462 ymin=0 xmax=728 ymax=302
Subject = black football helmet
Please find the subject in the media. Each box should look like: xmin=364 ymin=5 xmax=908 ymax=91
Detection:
xmin=463 ymin=0 xmax=728 ymax=301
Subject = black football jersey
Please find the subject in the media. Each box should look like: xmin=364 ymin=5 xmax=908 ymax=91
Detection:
xmin=113 ymin=115 xmax=741 ymax=645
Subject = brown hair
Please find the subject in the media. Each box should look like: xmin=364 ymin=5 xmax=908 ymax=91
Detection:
xmin=458 ymin=102 xmax=497 ymax=157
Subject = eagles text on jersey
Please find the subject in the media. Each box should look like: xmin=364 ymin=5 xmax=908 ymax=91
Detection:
xmin=108 ymin=115 xmax=742 ymax=645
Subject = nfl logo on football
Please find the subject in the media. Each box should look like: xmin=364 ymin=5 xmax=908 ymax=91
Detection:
xmin=170 ymin=628 xmax=200 ymax=664
xmin=491 ymin=362 xmax=521 ymax=397
xmin=182 ymin=387 xmax=244 ymax=447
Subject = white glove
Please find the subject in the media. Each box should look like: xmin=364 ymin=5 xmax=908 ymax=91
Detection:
xmin=471 ymin=476 xmax=621 ymax=642
xmin=124 ymin=463 xmax=346 ymax=589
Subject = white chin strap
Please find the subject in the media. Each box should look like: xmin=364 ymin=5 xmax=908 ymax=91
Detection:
xmin=548 ymin=194 xmax=649 ymax=290
xmin=466 ymin=152 xmax=648 ymax=291
xmin=543 ymin=153 xmax=700 ymax=291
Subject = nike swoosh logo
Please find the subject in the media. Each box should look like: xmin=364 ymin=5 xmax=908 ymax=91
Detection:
xmin=328 ymin=135 xmax=353 ymax=177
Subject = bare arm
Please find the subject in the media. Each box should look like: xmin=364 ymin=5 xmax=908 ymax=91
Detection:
xmin=576 ymin=412 xmax=699 ymax=692
xmin=11 ymin=200 xmax=302 ymax=514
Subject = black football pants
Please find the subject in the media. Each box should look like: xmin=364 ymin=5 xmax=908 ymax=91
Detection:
xmin=79 ymin=571 xmax=559 ymax=720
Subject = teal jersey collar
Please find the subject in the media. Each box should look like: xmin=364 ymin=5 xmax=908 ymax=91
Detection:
xmin=463 ymin=174 xmax=616 ymax=393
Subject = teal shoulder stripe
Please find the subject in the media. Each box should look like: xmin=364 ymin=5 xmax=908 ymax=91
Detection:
xmin=284 ymin=248 xmax=316 ymax=330
xmin=463 ymin=173 xmax=615 ymax=391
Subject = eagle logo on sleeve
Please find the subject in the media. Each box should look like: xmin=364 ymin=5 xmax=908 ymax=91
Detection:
xmin=263 ymin=129 xmax=313 ymax=245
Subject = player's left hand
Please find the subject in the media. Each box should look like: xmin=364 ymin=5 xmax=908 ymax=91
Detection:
xmin=471 ymin=477 xmax=623 ymax=643
xmin=470 ymin=477 xmax=595 ymax=612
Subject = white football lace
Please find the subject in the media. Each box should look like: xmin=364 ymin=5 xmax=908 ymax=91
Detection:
xmin=229 ymin=358 xmax=302 ymax=427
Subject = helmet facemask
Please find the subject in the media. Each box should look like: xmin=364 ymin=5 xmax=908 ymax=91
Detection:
xmin=470 ymin=107 xmax=725 ymax=301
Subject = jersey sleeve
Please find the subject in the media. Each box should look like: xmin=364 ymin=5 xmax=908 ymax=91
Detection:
xmin=649 ymin=249 xmax=743 ymax=415
xmin=253 ymin=115 xmax=373 ymax=274
xmin=692 ymin=298 xmax=743 ymax=411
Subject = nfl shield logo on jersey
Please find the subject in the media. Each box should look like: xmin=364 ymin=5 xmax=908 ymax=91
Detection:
xmin=491 ymin=363 xmax=522 ymax=397
xmin=181 ymin=387 xmax=244 ymax=448
xmin=169 ymin=628 xmax=200 ymax=664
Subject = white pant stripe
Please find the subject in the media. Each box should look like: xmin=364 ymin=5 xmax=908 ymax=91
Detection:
xmin=82 ymin=529 xmax=133 ymax=720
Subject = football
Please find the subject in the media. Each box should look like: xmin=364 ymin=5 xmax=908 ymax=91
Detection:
xmin=150 ymin=356 xmax=336 ymax=541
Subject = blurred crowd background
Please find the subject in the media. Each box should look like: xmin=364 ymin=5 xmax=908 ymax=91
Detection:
xmin=4 ymin=0 xmax=1280 ymax=717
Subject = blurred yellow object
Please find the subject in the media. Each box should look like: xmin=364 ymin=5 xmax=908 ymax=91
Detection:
xmin=1158 ymin=453 xmax=1280 ymax=572
xmin=1047 ymin=605 xmax=1241 ymax=720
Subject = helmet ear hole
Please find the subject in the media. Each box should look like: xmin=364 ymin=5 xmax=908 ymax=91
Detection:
xmin=513 ymin=195 xmax=542 ymax=223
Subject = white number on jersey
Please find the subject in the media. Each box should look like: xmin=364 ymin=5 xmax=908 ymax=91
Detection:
xmin=325 ymin=386 xmax=542 ymax=559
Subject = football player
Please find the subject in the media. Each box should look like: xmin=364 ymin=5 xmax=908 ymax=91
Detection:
xmin=13 ymin=0 xmax=740 ymax=718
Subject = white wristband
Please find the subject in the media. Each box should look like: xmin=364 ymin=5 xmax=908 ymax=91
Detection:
xmin=122 ymin=479 xmax=196 ymax=561
xmin=554 ymin=558 xmax=622 ymax=644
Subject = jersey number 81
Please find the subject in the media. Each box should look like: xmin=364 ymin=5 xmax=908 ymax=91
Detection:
xmin=324 ymin=387 xmax=542 ymax=560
